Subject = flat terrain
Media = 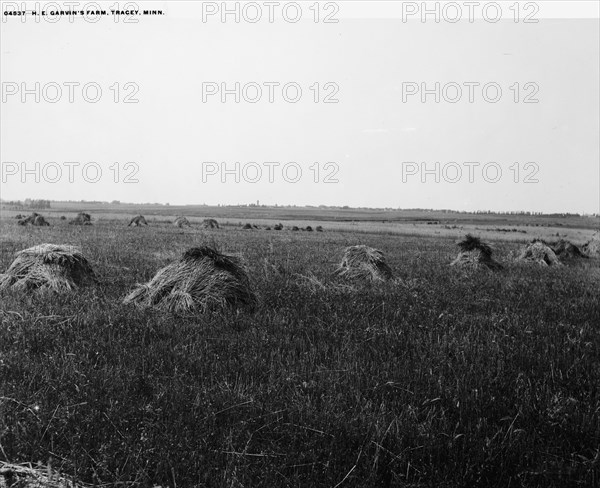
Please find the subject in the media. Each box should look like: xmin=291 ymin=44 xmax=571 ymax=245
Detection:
xmin=0 ymin=208 xmax=599 ymax=487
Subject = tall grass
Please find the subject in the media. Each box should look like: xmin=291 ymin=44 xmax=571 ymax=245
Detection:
xmin=0 ymin=219 xmax=598 ymax=487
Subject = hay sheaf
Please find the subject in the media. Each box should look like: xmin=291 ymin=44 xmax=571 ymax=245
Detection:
xmin=202 ymin=218 xmax=219 ymax=229
xmin=457 ymin=234 xmax=492 ymax=256
xmin=451 ymin=235 xmax=502 ymax=270
xmin=582 ymin=236 xmax=600 ymax=257
xmin=0 ymin=461 xmax=87 ymax=488
xmin=336 ymin=245 xmax=394 ymax=282
xmin=173 ymin=216 xmax=191 ymax=228
xmin=69 ymin=212 xmax=92 ymax=225
xmin=128 ymin=215 xmax=148 ymax=226
xmin=552 ymin=239 xmax=585 ymax=259
xmin=0 ymin=244 xmax=96 ymax=292
xmin=33 ymin=215 xmax=49 ymax=226
xmin=18 ymin=213 xmax=50 ymax=226
xmin=123 ymin=246 xmax=256 ymax=313
xmin=16 ymin=213 xmax=34 ymax=225
xmin=451 ymin=250 xmax=503 ymax=270
xmin=517 ymin=239 xmax=561 ymax=266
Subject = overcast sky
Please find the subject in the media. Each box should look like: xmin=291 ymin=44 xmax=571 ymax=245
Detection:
xmin=1 ymin=1 xmax=598 ymax=213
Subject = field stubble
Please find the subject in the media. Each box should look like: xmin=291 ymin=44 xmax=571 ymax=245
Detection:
xmin=0 ymin=218 xmax=599 ymax=487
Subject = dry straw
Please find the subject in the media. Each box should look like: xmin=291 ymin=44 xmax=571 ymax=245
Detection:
xmin=173 ymin=216 xmax=191 ymax=228
xmin=582 ymin=232 xmax=600 ymax=257
xmin=517 ymin=239 xmax=561 ymax=266
xmin=336 ymin=245 xmax=394 ymax=282
xmin=69 ymin=212 xmax=92 ymax=226
xmin=552 ymin=239 xmax=585 ymax=259
xmin=450 ymin=234 xmax=503 ymax=270
xmin=123 ymin=246 xmax=256 ymax=313
xmin=17 ymin=212 xmax=50 ymax=226
xmin=202 ymin=218 xmax=219 ymax=229
xmin=0 ymin=244 xmax=96 ymax=292
xmin=0 ymin=461 xmax=88 ymax=488
xmin=128 ymin=215 xmax=148 ymax=226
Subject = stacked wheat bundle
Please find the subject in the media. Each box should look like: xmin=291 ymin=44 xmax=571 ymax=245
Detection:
xmin=128 ymin=215 xmax=148 ymax=226
xmin=450 ymin=235 xmax=503 ymax=270
xmin=17 ymin=212 xmax=50 ymax=226
xmin=202 ymin=218 xmax=219 ymax=229
xmin=69 ymin=212 xmax=92 ymax=226
xmin=0 ymin=461 xmax=88 ymax=488
xmin=0 ymin=244 xmax=96 ymax=292
xmin=517 ymin=239 xmax=562 ymax=266
xmin=123 ymin=246 xmax=256 ymax=313
xmin=336 ymin=245 xmax=394 ymax=282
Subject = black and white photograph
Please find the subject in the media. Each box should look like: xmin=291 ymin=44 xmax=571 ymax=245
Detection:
xmin=0 ymin=1 xmax=599 ymax=486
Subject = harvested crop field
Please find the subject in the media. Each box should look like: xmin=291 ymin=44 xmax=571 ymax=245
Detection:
xmin=0 ymin=214 xmax=599 ymax=487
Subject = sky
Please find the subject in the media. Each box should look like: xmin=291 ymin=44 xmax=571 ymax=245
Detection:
xmin=1 ymin=1 xmax=599 ymax=213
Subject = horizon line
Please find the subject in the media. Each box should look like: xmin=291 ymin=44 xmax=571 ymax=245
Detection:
xmin=1 ymin=198 xmax=599 ymax=217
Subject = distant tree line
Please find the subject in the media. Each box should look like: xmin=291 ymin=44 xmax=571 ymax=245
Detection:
xmin=25 ymin=199 xmax=51 ymax=209
xmin=0 ymin=198 xmax=596 ymax=217
xmin=1 ymin=199 xmax=52 ymax=209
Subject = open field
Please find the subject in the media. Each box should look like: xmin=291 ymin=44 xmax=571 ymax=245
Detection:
xmin=3 ymin=204 xmax=599 ymax=244
xmin=1 ymin=210 xmax=599 ymax=487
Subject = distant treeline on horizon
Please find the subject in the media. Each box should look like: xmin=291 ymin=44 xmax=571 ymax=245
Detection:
xmin=1 ymin=199 xmax=597 ymax=218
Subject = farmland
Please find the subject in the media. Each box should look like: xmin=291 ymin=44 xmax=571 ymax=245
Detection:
xmin=0 ymin=206 xmax=599 ymax=487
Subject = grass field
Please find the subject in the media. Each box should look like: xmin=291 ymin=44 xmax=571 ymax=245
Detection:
xmin=1 ymin=210 xmax=599 ymax=487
